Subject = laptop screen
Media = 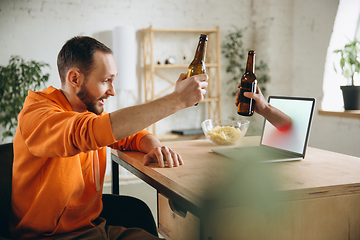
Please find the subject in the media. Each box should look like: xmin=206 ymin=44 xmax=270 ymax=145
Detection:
xmin=260 ymin=96 xmax=316 ymax=155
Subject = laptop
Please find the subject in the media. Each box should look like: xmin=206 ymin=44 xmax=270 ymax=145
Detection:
xmin=212 ymin=96 xmax=316 ymax=162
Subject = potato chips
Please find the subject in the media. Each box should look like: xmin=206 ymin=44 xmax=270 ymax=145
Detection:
xmin=207 ymin=125 xmax=242 ymax=145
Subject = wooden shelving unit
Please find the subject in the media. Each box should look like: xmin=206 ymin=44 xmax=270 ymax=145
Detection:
xmin=142 ymin=26 xmax=222 ymax=137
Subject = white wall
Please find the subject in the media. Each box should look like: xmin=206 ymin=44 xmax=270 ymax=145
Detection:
xmin=1 ymin=0 xmax=359 ymax=157
xmin=0 ymin=0 xmax=254 ymax=136
xmin=291 ymin=0 xmax=360 ymax=157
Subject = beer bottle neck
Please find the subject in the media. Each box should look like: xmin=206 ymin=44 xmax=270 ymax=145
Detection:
xmin=245 ymin=52 xmax=255 ymax=73
xmin=193 ymin=38 xmax=207 ymax=62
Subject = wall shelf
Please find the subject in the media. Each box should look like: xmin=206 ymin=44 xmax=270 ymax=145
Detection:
xmin=142 ymin=26 xmax=222 ymax=137
xmin=145 ymin=63 xmax=219 ymax=69
xmin=318 ymin=110 xmax=360 ymax=119
xmin=143 ymin=27 xmax=219 ymax=34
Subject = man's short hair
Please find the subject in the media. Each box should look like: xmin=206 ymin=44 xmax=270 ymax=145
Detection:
xmin=57 ymin=36 xmax=113 ymax=85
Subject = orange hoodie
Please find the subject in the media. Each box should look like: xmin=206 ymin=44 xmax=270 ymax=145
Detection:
xmin=11 ymin=86 xmax=151 ymax=239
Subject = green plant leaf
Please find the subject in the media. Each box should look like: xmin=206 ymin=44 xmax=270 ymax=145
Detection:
xmin=333 ymin=38 xmax=360 ymax=85
xmin=0 ymin=56 xmax=50 ymax=140
xmin=221 ymin=26 xmax=270 ymax=96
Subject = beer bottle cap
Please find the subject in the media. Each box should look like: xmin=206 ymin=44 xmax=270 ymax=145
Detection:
xmin=200 ymin=34 xmax=208 ymax=41
xmin=248 ymin=50 xmax=255 ymax=55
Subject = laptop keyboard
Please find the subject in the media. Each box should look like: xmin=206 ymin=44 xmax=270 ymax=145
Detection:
xmin=234 ymin=146 xmax=296 ymax=161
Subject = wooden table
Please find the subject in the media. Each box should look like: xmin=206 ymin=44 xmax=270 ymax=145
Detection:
xmin=111 ymin=136 xmax=360 ymax=240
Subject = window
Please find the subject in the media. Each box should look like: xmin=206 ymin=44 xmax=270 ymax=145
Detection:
xmin=322 ymin=0 xmax=360 ymax=111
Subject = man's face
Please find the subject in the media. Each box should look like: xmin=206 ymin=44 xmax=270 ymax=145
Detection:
xmin=76 ymin=81 xmax=107 ymax=115
xmin=77 ymin=51 xmax=117 ymax=115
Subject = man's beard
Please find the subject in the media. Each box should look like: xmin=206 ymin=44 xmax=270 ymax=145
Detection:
xmin=77 ymin=83 xmax=106 ymax=115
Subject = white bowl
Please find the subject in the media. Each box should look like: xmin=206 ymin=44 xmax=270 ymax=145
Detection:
xmin=201 ymin=119 xmax=250 ymax=145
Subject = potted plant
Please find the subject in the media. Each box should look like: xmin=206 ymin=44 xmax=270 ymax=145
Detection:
xmin=221 ymin=26 xmax=269 ymax=98
xmin=0 ymin=56 xmax=50 ymax=140
xmin=333 ymin=38 xmax=360 ymax=110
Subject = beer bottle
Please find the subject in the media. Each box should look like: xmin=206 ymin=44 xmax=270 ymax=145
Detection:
xmin=187 ymin=34 xmax=208 ymax=105
xmin=187 ymin=34 xmax=208 ymax=77
xmin=237 ymin=50 xmax=257 ymax=116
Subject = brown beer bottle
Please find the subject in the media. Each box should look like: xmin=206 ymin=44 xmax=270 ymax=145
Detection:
xmin=237 ymin=50 xmax=257 ymax=116
xmin=187 ymin=34 xmax=208 ymax=77
xmin=187 ymin=34 xmax=208 ymax=105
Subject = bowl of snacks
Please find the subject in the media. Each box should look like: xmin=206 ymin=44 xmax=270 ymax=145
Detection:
xmin=201 ymin=119 xmax=250 ymax=145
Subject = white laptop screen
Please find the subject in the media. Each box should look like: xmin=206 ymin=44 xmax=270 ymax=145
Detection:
xmin=260 ymin=97 xmax=315 ymax=155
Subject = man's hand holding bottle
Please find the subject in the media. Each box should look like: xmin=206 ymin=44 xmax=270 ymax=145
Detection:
xmin=172 ymin=73 xmax=208 ymax=108
xmin=236 ymin=85 xmax=292 ymax=131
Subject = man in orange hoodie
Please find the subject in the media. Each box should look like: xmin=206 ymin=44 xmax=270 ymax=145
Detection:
xmin=11 ymin=36 xmax=208 ymax=239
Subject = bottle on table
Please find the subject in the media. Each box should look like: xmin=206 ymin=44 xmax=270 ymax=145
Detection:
xmin=187 ymin=34 xmax=208 ymax=105
xmin=237 ymin=50 xmax=257 ymax=116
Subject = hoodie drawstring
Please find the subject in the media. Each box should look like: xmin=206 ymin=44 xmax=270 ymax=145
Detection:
xmin=90 ymin=150 xmax=101 ymax=192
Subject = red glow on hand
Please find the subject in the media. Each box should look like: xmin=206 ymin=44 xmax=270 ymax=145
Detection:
xmin=277 ymin=122 xmax=292 ymax=132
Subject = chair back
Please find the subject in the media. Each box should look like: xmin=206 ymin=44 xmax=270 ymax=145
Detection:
xmin=0 ymin=143 xmax=13 ymax=239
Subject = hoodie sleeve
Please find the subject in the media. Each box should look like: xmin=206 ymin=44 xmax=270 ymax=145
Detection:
xmin=18 ymin=98 xmax=150 ymax=158
xmin=108 ymin=129 xmax=152 ymax=152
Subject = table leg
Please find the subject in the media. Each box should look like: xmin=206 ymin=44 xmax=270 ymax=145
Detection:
xmin=111 ymin=160 xmax=119 ymax=195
